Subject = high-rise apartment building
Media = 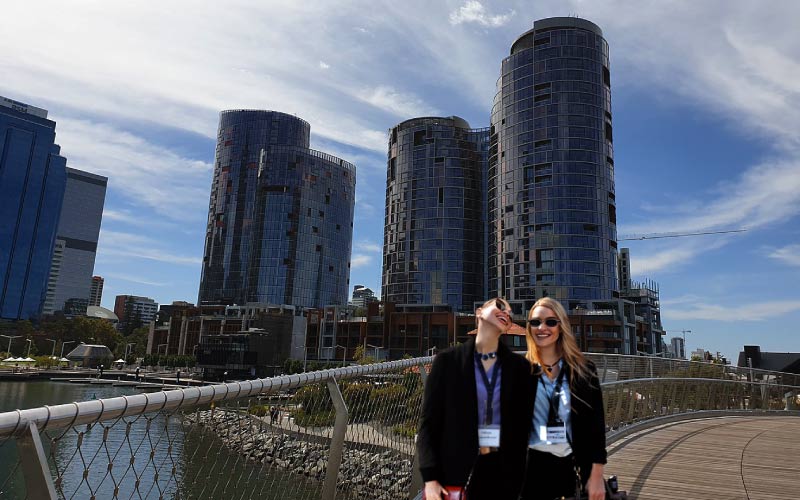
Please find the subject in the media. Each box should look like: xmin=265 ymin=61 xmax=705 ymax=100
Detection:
xmin=89 ymin=276 xmax=104 ymax=307
xmin=671 ymin=337 xmax=686 ymax=359
xmin=488 ymin=17 xmax=618 ymax=310
xmin=351 ymin=284 xmax=377 ymax=308
xmin=42 ymin=167 xmax=107 ymax=315
xmin=114 ymin=294 xmax=158 ymax=332
xmin=383 ymin=117 xmax=488 ymax=312
xmin=0 ymin=96 xmax=67 ymax=320
xmin=198 ymin=111 xmax=356 ymax=308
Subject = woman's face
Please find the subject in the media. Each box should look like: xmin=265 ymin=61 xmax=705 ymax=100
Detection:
xmin=477 ymin=299 xmax=512 ymax=333
xmin=528 ymin=305 xmax=561 ymax=350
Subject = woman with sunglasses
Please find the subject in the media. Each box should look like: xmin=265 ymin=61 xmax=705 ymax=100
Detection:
xmin=520 ymin=297 xmax=607 ymax=500
xmin=417 ymin=298 xmax=535 ymax=500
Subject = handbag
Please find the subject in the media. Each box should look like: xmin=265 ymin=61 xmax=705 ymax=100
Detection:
xmin=556 ymin=475 xmax=628 ymax=500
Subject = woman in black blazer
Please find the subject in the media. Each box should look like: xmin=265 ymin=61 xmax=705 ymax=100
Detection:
xmin=520 ymin=297 xmax=607 ymax=500
xmin=417 ymin=297 xmax=535 ymax=500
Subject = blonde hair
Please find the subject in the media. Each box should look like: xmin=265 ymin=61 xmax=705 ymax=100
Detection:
xmin=524 ymin=297 xmax=590 ymax=385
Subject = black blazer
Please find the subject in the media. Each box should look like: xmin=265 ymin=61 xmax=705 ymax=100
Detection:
xmin=417 ymin=338 xmax=535 ymax=498
xmin=530 ymin=360 xmax=607 ymax=479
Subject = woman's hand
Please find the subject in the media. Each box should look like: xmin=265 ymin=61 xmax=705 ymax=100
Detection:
xmin=423 ymin=480 xmax=448 ymax=500
xmin=586 ymin=463 xmax=606 ymax=500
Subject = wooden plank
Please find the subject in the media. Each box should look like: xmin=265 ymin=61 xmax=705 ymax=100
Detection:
xmin=605 ymin=416 xmax=800 ymax=499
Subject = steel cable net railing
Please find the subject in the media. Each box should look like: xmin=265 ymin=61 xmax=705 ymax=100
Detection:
xmin=0 ymin=358 xmax=431 ymax=500
xmin=0 ymin=354 xmax=797 ymax=500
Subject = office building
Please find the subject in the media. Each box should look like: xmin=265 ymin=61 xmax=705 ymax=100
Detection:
xmin=383 ymin=117 xmax=488 ymax=312
xmin=198 ymin=110 xmax=356 ymax=309
xmin=351 ymin=285 xmax=377 ymax=308
xmin=0 ymin=96 xmax=67 ymax=320
xmin=114 ymin=294 xmax=158 ymax=332
xmin=487 ymin=17 xmax=618 ymax=310
xmin=89 ymin=276 xmax=104 ymax=307
xmin=42 ymin=167 xmax=107 ymax=315
xmin=671 ymin=337 xmax=686 ymax=359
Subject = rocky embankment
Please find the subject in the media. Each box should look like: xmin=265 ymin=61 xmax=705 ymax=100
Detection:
xmin=189 ymin=409 xmax=413 ymax=497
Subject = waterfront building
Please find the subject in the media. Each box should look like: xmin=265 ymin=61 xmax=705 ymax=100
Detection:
xmin=89 ymin=276 xmax=104 ymax=307
xmin=487 ymin=17 xmax=618 ymax=310
xmin=350 ymin=284 xmax=377 ymax=308
xmin=114 ymin=294 xmax=158 ymax=332
xmin=198 ymin=111 xmax=355 ymax=309
xmin=738 ymin=345 xmax=800 ymax=374
xmin=42 ymin=167 xmax=107 ymax=315
xmin=383 ymin=117 xmax=487 ymax=312
xmin=0 ymin=96 xmax=67 ymax=320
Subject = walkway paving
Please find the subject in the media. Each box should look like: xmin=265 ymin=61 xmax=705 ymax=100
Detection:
xmin=606 ymin=416 xmax=800 ymax=499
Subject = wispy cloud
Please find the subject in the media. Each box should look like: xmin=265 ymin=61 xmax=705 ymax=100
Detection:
xmin=319 ymin=61 xmax=330 ymax=70
xmin=666 ymin=299 xmax=800 ymax=322
xmin=351 ymin=254 xmax=373 ymax=269
xmin=355 ymin=240 xmax=382 ymax=253
xmin=358 ymin=85 xmax=439 ymax=118
xmin=768 ymin=244 xmax=800 ymax=267
xmin=98 ymin=230 xmax=201 ymax=266
xmin=449 ymin=1 xmax=514 ymax=27
xmin=103 ymin=272 xmax=170 ymax=287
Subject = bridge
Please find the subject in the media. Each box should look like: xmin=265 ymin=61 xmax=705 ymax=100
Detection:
xmin=0 ymin=354 xmax=797 ymax=499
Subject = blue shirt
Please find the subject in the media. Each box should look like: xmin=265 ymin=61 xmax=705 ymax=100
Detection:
xmin=474 ymin=358 xmax=502 ymax=426
xmin=529 ymin=360 xmax=572 ymax=455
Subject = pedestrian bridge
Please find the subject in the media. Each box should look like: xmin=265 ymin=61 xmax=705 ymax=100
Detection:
xmin=0 ymin=354 xmax=797 ymax=499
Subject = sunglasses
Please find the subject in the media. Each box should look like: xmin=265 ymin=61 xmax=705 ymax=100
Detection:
xmin=495 ymin=299 xmax=510 ymax=312
xmin=527 ymin=318 xmax=560 ymax=328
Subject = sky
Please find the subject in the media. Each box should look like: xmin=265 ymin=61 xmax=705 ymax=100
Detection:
xmin=2 ymin=0 xmax=798 ymax=362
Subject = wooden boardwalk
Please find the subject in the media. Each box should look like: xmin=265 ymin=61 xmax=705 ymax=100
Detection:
xmin=606 ymin=416 xmax=800 ymax=499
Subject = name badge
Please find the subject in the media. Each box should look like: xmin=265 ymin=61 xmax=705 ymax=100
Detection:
xmin=478 ymin=425 xmax=501 ymax=447
xmin=538 ymin=424 xmax=567 ymax=444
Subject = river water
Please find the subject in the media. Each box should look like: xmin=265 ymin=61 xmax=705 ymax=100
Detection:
xmin=0 ymin=380 xmax=322 ymax=499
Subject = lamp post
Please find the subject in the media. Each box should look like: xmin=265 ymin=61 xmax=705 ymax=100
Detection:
xmin=334 ymin=345 xmax=347 ymax=367
xmin=1 ymin=335 xmax=22 ymax=355
xmin=59 ymin=340 xmax=76 ymax=359
xmin=366 ymin=343 xmax=384 ymax=361
xmin=157 ymin=344 xmax=168 ymax=356
xmin=25 ymin=339 xmax=32 ymax=358
xmin=46 ymin=338 xmax=57 ymax=357
xmin=124 ymin=343 xmax=136 ymax=364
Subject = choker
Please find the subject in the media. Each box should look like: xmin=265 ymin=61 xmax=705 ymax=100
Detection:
xmin=476 ymin=351 xmax=497 ymax=361
xmin=542 ymin=359 xmax=561 ymax=373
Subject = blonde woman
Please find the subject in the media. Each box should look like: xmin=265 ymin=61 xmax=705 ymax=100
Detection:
xmin=520 ymin=297 xmax=607 ymax=500
xmin=417 ymin=298 xmax=535 ymax=500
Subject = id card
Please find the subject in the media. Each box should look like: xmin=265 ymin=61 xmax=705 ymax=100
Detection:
xmin=538 ymin=423 xmax=567 ymax=444
xmin=478 ymin=425 xmax=501 ymax=447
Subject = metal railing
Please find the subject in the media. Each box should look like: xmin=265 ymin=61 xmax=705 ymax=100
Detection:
xmin=0 ymin=354 xmax=797 ymax=499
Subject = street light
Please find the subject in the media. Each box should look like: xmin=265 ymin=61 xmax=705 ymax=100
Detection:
xmin=366 ymin=343 xmax=385 ymax=361
xmin=334 ymin=345 xmax=347 ymax=367
xmin=157 ymin=344 xmax=168 ymax=356
xmin=124 ymin=343 xmax=136 ymax=363
xmin=0 ymin=335 xmax=21 ymax=355
xmin=25 ymin=339 xmax=32 ymax=358
xmin=46 ymin=338 xmax=57 ymax=357
xmin=59 ymin=340 xmax=76 ymax=359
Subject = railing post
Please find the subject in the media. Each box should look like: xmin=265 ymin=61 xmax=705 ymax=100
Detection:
xmin=322 ymin=378 xmax=348 ymax=500
xmin=17 ymin=421 xmax=57 ymax=500
xmin=409 ymin=362 xmax=429 ymax=500
xmin=601 ymin=356 xmax=608 ymax=383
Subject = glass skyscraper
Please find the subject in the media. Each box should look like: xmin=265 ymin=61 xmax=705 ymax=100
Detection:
xmin=488 ymin=17 xmax=618 ymax=309
xmin=382 ymin=117 xmax=488 ymax=312
xmin=199 ymin=110 xmax=355 ymax=308
xmin=0 ymin=96 xmax=67 ymax=320
xmin=43 ymin=167 xmax=107 ymax=315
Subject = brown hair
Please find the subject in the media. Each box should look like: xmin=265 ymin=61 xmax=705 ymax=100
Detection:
xmin=475 ymin=297 xmax=512 ymax=327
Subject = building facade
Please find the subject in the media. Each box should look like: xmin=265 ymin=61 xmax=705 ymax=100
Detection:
xmin=671 ymin=337 xmax=686 ymax=359
xmin=114 ymin=294 xmax=158 ymax=332
xmin=383 ymin=117 xmax=488 ymax=312
xmin=0 ymin=96 xmax=67 ymax=320
xmin=198 ymin=110 xmax=356 ymax=309
xmin=487 ymin=17 xmax=618 ymax=311
xmin=89 ymin=276 xmax=104 ymax=307
xmin=351 ymin=284 xmax=377 ymax=308
xmin=42 ymin=167 xmax=107 ymax=315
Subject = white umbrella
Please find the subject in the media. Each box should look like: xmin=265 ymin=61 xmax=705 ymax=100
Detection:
xmin=2 ymin=357 xmax=14 ymax=362
xmin=59 ymin=357 xmax=70 ymax=362
xmin=21 ymin=357 xmax=35 ymax=362
xmin=114 ymin=359 xmax=126 ymax=363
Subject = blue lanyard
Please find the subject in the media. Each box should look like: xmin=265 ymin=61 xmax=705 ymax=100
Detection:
xmin=540 ymin=365 xmax=566 ymax=424
xmin=476 ymin=356 xmax=499 ymax=425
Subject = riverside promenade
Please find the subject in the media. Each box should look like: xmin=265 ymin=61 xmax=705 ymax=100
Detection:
xmin=606 ymin=416 xmax=800 ymax=499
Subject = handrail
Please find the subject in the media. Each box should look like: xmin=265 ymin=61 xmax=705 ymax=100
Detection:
xmin=0 ymin=356 xmax=432 ymax=437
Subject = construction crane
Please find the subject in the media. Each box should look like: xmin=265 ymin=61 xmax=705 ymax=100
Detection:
xmin=618 ymin=228 xmax=747 ymax=241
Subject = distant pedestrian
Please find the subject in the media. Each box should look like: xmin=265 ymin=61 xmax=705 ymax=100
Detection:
xmin=99 ymin=364 xmax=104 ymax=378
xmin=135 ymin=366 xmax=140 ymax=381
xmin=270 ymin=406 xmax=278 ymax=424
xmin=176 ymin=370 xmax=181 ymax=385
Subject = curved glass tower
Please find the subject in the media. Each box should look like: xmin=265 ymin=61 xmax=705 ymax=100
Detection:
xmin=199 ymin=110 xmax=355 ymax=308
xmin=382 ymin=116 xmax=488 ymax=312
xmin=488 ymin=17 xmax=618 ymax=309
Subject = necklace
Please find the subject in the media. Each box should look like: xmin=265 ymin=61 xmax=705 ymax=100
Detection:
xmin=542 ymin=358 xmax=561 ymax=373
xmin=475 ymin=351 xmax=497 ymax=361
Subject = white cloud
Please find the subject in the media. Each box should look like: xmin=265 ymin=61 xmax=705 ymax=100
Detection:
xmin=355 ymin=240 xmax=382 ymax=253
xmin=449 ymin=1 xmax=514 ymax=27
xmin=768 ymin=244 xmax=800 ymax=267
xmin=103 ymin=272 xmax=169 ymax=287
xmin=350 ymin=254 xmax=373 ymax=268
xmin=665 ymin=299 xmax=800 ymax=322
xmin=319 ymin=61 xmax=330 ymax=69
xmin=359 ymin=86 xmax=439 ymax=119
xmin=98 ymin=230 xmax=201 ymax=266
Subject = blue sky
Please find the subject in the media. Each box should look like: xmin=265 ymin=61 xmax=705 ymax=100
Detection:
xmin=2 ymin=1 xmax=798 ymax=361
